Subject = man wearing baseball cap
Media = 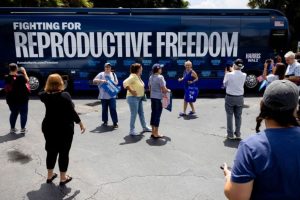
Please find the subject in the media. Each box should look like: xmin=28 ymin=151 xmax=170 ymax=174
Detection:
xmin=223 ymin=59 xmax=247 ymax=140
xmin=223 ymin=80 xmax=300 ymax=199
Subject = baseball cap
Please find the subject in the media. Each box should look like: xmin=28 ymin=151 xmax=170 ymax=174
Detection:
xmin=152 ymin=63 xmax=164 ymax=70
xmin=234 ymin=59 xmax=244 ymax=69
xmin=104 ymin=62 xmax=111 ymax=67
xmin=263 ymin=80 xmax=299 ymax=111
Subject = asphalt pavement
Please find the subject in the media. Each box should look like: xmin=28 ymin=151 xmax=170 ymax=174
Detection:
xmin=0 ymin=96 xmax=263 ymax=200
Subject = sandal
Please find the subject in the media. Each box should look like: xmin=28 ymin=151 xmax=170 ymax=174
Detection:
xmin=46 ymin=173 xmax=58 ymax=184
xmin=151 ymin=134 xmax=164 ymax=139
xmin=59 ymin=175 xmax=73 ymax=186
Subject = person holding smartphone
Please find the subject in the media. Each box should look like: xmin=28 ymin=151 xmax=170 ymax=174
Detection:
xmin=223 ymin=80 xmax=300 ymax=199
xmin=263 ymin=60 xmax=286 ymax=84
xmin=4 ymin=63 xmax=30 ymax=134
xmin=223 ymin=59 xmax=246 ymax=140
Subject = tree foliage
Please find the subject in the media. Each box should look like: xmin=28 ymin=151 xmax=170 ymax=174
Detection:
xmin=0 ymin=0 xmax=93 ymax=7
xmin=0 ymin=0 xmax=188 ymax=8
xmin=248 ymin=0 xmax=300 ymax=50
xmin=93 ymin=0 xmax=189 ymax=8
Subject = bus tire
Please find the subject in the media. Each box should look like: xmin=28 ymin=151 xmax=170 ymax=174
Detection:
xmin=28 ymin=73 xmax=43 ymax=94
xmin=245 ymin=74 xmax=259 ymax=90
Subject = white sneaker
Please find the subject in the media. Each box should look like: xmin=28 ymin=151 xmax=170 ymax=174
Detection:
xmin=143 ymin=126 xmax=152 ymax=132
xmin=20 ymin=128 xmax=27 ymax=134
xmin=129 ymin=130 xmax=139 ymax=136
xmin=226 ymin=135 xmax=235 ymax=140
xmin=10 ymin=128 xmax=18 ymax=134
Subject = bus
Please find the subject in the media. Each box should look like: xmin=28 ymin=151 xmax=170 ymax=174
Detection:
xmin=0 ymin=7 xmax=289 ymax=93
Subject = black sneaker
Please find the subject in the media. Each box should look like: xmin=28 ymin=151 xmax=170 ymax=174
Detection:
xmin=113 ymin=123 xmax=119 ymax=129
xmin=102 ymin=122 xmax=108 ymax=126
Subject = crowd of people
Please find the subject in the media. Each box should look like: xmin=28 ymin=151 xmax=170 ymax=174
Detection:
xmin=3 ymin=50 xmax=300 ymax=199
xmin=222 ymin=51 xmax=300 ymax=199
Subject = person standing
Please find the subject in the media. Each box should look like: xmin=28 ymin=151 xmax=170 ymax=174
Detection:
xmin=296 ymin=52 xmax=300 ymax=63
xmin=39 ymin=74 xmax=85 ymax=186
xmin=223 ymin=80 xmax=300 ymax=200
xmin=93 ymin=63 xmax=119 ymax=128
xmin=285 ymin=51 xmax=300 ymax=84
xmin=148 ymin=64 xmax=170 ymax=138
xmin=4 ymin=63 xmax=30 ymax=134
xmin=178 ymin=60 xmax=199 ymax=116
xmin=223 ymin=59 xmax=246 ymax=140
xmin=263 ymin=62 xmax=286 ymax=84
xmin=123 ymin=63 xmax=152 ymax=136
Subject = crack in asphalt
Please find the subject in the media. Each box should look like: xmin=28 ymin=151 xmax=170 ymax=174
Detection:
xmin=84 ymin=169 xmax=207 ymax=200
xmin=31 ymin=153 xmax=79 ymax=200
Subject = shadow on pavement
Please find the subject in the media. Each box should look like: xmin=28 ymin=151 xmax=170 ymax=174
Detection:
xmin=0 ymin=132 xmax=25 ymax=144
xmin=146 ymin=136 xmax=171 ymax=146
xmin=90 ymin=125 xmax=115 ymax=133
xmin=182 ymin=115 xmax=199 ymax=120
xmin=223 ymin=139 xmax=240 ymax=148
xmin=27 ymin=183 xmax=80 ymax=200
xmin=120 ymin=134 xmax=145 ymax=145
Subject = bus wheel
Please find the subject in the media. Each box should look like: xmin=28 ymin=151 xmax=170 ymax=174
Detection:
xmin=28 ymin=74 xmax=42 ymax=93
xmin=245 ymin=74 xmax=258 ymax=89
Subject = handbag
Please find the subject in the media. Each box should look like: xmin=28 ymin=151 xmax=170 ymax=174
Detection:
xmin=141 ymin=93 xmax=147 ymax=101
xmin=184 ymin=86 xmax=199 ymax=102
xmin=162 ymin=91 xmax=172 ymax=112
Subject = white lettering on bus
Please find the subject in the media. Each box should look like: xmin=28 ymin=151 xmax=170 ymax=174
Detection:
xmin=50 ymin=32 xmax=64 ymax=57
xmin=14 ymin=31 xmax=239 ymax=58
xmin=37 ymin=32 xmax=51 ymax=57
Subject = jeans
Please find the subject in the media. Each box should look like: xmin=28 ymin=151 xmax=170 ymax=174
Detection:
xmin=127 ymin=96 xmax=147 ymax=131
xmin=225 ymin=95 xmax=244 ymax=137
xmin=8 ymin=103 xmax=28 ymax=129
xmin=101 ymin=98 xmax=118 ymax=124
xmin=150 ymin=98 xmax=163 ymax=127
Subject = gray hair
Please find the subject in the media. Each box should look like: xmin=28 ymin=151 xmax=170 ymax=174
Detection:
xmin=284 ymin=51 xmax=295 ymax=59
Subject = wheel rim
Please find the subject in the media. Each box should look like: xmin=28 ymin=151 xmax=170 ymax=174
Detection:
xmin=245 ymin=74 xmax=258 ymax=89
xmin=29 ymin=76 xmax=40 ymax=91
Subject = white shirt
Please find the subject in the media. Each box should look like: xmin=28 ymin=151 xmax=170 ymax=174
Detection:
xmin=223 ymin=70 xmax=246 ymax=96
xmin=285 ymin=61 xmax=300 ymax=76
xmin=266 ymin=74 xmax=279 ymax=83
xmin=94 ymin=72 xmax=118 ymax=99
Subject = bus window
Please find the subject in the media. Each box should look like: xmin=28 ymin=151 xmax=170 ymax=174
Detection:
xmin=270 ymin=29 xmax=288 ymax=49
xmin=240 ymin=17 xmax=270 ymax=47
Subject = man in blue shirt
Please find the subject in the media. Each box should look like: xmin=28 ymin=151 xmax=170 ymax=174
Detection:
xmin=223 ymin=80 xmax=300 ymax=200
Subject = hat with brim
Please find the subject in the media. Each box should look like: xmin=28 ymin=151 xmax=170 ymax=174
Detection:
xmin=104 ymin=62 xmax=111 ymax=67
xmin=152 ymin=63 xmax=164 ymax=70
xmin=234 ymin=59 xmax=244 ymax=69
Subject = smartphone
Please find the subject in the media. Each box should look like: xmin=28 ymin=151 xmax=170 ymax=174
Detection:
xmin=220 ymin=164 xmax=232 ymax=170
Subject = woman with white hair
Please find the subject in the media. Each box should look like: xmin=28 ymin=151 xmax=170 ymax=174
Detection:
xmin=178 ymin=60 xmax=199 ymax=116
